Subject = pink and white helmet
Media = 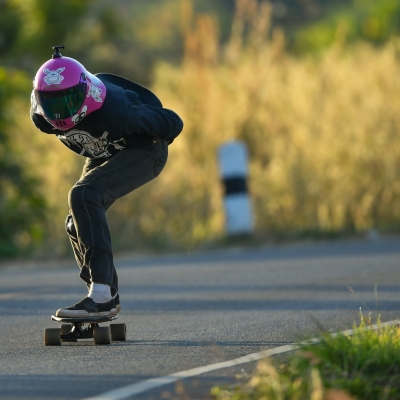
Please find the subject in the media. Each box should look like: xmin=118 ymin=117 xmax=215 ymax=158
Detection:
xmin=33 ymin=45 xmax=106 ymax=131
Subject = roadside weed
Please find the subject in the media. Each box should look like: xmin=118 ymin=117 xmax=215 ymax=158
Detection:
xmin=211 ymin=317 xmax=400 ymax=399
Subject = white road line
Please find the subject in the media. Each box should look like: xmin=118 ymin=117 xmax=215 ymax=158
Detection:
xmin=82 ymin=320 xmax=398 ymax=400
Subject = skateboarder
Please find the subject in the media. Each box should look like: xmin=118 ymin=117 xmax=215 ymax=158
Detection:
xmin=30 ymin=46 xmax=183 ymax=318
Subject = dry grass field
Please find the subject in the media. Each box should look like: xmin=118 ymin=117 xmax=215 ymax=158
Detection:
xmin=7 ymin=0 xmax=400 ymax=255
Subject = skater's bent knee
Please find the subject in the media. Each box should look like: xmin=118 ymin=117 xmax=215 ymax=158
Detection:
xmin=68 ymin=184 xmax=103 ymax=209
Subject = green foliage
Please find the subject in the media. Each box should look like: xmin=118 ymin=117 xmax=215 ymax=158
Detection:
xmin=0 ymin=0 xmax=97 ymax=258
xmin=212 ymin=320 xmax=400 ymax=400
xmin=0 ymin=0 xmax=121 ymax=258
xmin=310 ymin=322 xmax=400 ymax=397
xmin=294 ymin=0 xmax=400 ymax=53
xmin=7 ymin=0 xmax=93 ymax=65
xmin=0 ymin=1 xmax=21 ymax=58
xmin=0 ymin=68 xmax=46 ymax=256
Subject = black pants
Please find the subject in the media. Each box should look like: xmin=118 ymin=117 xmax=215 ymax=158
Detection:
xmin=65 ymin=138 xmax=168 ymax=296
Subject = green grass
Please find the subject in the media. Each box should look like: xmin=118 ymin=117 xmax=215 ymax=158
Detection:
xmin=211 ymin=316 xmax=400 ymax=399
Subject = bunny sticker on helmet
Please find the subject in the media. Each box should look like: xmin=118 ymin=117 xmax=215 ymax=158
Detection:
xmin=88 ymin=85 xmax=103 ymax=102
xmin=43 ymin=67 xmax=65 ymax=85
xmin=90 ymin=75 xmax=102 ymax=87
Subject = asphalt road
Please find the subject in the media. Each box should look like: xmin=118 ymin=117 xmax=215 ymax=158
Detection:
xmin=0 ymin=237 xmax=399 ymax=400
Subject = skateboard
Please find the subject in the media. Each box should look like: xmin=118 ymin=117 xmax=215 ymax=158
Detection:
xmin=44 ymin=315 xmax=127 ymax=346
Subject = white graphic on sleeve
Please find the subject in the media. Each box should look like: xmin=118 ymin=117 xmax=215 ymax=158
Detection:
xmin=71 ymin=105 xmax=88 ymax=125
xmin=58 ymin=130 xmax=126 ymax=158
xmin=88 ymin=84 xmax=103 ymax=102
xmin=43 ymin=67 xmax=65 ymax=85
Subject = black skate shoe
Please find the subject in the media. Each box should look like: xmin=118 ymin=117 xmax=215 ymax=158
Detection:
xmin=55 ymin=297 xmax=116 ymax=318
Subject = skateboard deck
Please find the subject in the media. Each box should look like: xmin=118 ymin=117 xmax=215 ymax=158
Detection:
xmin=51 ymin=315 xmax=118 ymax=323
xmin=44 ymin=314 xmax=126 ymax=346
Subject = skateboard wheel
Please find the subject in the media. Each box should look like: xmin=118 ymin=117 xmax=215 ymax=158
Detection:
xmin=110 ymin=323 xmax=126 ymax=341
xmin=93 ymin=326 xmax=111 ymax=345
xmin=44 ymin=328 xmax=61 ymax=346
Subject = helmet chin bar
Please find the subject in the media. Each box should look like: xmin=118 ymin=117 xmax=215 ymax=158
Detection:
xmin=52 ymin=45 xmax=65 ymax=59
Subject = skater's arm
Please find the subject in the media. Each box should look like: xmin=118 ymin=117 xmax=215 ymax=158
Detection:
xmin=122 ymin=90 xmax=183 ymax=142
xmin=30 ymin=112 xmax=56 ymax=134
xmin=126 ymin=104 xmax=183 ymax=142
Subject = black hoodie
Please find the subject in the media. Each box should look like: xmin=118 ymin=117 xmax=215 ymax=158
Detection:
xmin=30 ymin=73 xmax=184 ymax=159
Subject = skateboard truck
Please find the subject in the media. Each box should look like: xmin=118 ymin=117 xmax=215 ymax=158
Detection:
xmin=61 ymin=322 xmax=97 ymax=342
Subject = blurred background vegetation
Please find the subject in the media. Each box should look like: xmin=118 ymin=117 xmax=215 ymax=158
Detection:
xmin=1 ymin=0 xmax=400 ymax=259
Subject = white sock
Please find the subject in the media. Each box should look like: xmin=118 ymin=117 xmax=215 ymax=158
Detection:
xmin=88 ymin=283 xmax=112 ymax=303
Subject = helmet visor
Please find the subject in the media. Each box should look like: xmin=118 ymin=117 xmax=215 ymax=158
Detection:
xmin=35 ymin=79 xmax=87 ymax=121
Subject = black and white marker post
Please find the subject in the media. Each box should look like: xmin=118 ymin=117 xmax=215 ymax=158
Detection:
xmin=218 ymin=140 xmax=254 ymax=236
